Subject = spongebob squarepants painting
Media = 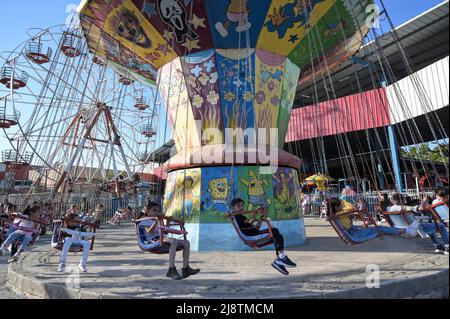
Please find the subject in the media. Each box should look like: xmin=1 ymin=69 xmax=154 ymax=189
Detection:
xmin=164 ymin=166 xmax=300 ymax=223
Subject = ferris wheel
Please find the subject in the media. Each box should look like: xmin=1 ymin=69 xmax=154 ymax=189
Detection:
xmin=0 ymin=25 xmax=161 ymax=195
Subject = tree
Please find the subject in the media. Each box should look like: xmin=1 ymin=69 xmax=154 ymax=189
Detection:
xmin=401 ymin=142 xmax=449 ymax=163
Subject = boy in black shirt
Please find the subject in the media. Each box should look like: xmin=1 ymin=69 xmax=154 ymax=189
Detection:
xmin=230 ymin=198 xmax=297 ymax=275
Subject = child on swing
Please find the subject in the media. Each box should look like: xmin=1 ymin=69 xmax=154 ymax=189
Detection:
xmin=230 ymin=198 xmax=297 ymax=276
xmin=388 ymin=193 xmax=449 ymax=254
xmin=138 ymin=202 xmax=200 ymax=280
xmin=58 ymin=212 xmax=96 ymax=273
xmin=0 ymin=205 xmax=42 ymax=263
xmin=328 ymin=198 xmax=422 ymax=240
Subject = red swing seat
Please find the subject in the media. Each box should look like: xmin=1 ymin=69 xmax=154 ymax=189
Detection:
xmin=135 ymin=216 xmax=187 ymax=255
xmin=328 ymin=209 xmax=384 ymax=246
xmin=51 ymin=218 xmax=97 ymax=253
xmin=428 ymin=202 xmax=449 ymax=227
xmin=227 ymin=209 xmax=275 ymax=249
xmin=378 ymin=208 xmax=428 ymax=238
xmin=0 ymin=214 xmax=48 ymax=255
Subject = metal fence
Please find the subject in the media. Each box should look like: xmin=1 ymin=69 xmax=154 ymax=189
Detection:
xmin=1 ymin=192 xmax=139 ymax=223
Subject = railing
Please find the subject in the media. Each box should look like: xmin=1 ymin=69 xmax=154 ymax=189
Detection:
xmin=2 ymin=192 xmax=135 ymax=223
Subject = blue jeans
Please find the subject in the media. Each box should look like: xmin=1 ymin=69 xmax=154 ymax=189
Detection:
xmin=0 ymin=231 xmax=32 ymax=251
xmin=347 ymin=226 xmax=403 ymax=241
xmin=421 ymin=223 xmax=449 ymax=246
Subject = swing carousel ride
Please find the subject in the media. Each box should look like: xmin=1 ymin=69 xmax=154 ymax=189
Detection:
xmin=2 ymin=0 xmax=447 ymax=251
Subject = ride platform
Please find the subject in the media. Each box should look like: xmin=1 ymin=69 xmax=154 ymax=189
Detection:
xmin=5 ymin=217 xmax=449 ymax=299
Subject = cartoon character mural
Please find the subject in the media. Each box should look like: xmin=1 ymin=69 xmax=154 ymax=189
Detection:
xmin=215 ymin=0 xmax=251 ymax=37
xmin=273 ymin=168 xmax=299 ymax=218
xmin=178 ymin=175 xmax=194 ymax=216
xmin=202 ymin=166 xmax=237 ymax=215
xmin=208 ymin=177 xmax=231 ymax=206
xmin=164 ymin=169 xmax=201 ymax=222
xmin=265 ymin=0 xmax=326 ymax=39
xmin=240 ymin=170 xmax=272 ymax=211
xmin=157 ymin=0 xmax=199 ymax=43
xmin=112 ymin=8 xmax=153 ymax=48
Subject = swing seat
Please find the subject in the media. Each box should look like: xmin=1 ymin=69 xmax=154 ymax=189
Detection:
xmin=227 ymin=209 xmax=275 ymax=249
xmin=429 ymin=203 xmax=449 ymax=226
xmin=381 ymin=210 xmax=428 ymax=238
xmin=135 ymin=217 xmax=187 ymax=255
xmin=328 ymin=216 xmax=382 ymax=246
xmin=51 ymin=219 xmax=96 ymax=252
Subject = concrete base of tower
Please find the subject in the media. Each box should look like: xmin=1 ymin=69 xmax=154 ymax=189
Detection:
xmin=184 ymin=218 xmax=306 ymax=252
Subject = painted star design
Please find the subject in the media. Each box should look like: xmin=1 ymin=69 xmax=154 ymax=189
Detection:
xmin=190 ymin=14 xmax=206 ymax=29
xmin=289 ymin=34 xmax=299 ymax=43
xmin=144 ymin=2 xmax=157 ymax=18
xmin=182 ymin=39 xmax=201 ymax=51
xmin=163 ymin=30 xmax=174 ymax=41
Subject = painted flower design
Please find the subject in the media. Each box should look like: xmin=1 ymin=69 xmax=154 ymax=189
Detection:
xmin=233 ymin=78 xmax=243 ymax=88
xmin=187 ymin=75 xmax=197 ymax=89
xmin=192 ymin=95 xmax=204 ymax=108
xmin=198 ymin=73 xmax=210 ymax=86
xmin=224 ymin=92 xmax=236 ymax=102
xmin=209 ymin=72 xmax=219 ymax=84
xmin=207 ymin=91 xmax=219 ymax=105
xmin=268 ymin=81 xmax=276 ymax=91
xmin=271 ymin=96 xmax=280 ymax=106
xmin=255 ymin=91 xmax=266 ymax=104
xmin=191 ymin=65 xmax=202 ymax=78
xmin=243 ymin=91 xmax=253 ymax=102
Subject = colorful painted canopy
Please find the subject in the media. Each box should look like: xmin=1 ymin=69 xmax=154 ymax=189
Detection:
xmin=305 ymin=173 xmax=335 ymax=183
xmin=78 ymin=0 xmax=373 ymax=86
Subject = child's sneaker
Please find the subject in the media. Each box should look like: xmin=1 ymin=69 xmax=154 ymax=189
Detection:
xmin=276 ymin=256 xmax=297 ymax=268
xmin=79 ymin=264 xmax=88 ymax=273
xmin=58 ymin=263 xmax=66 ymax=273
xmin=7 ymin=254 xmax=19 ymax=264
xmin=271 ymin=261 xmax=289 ymax=275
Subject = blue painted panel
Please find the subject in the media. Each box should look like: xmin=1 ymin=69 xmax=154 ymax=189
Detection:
xmin=215 ymin=50 xmax=255 ymax=132
xmin=205 ymin=0 xmax=272 ymax=49
xmin=185 ymin=219 xmax=306 ymax=251
xmin=201 ymin=166 xmax=238 ymax=214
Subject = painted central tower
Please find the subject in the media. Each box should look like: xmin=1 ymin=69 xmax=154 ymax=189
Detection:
xmin=79 ymin=0 xmax=372 ymax=250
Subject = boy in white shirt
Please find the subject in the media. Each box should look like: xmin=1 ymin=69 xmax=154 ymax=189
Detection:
xmin=138 ymin=202 xmax=200 ymax=280
xmin=58 ymin=213 xmax=96 ymax=273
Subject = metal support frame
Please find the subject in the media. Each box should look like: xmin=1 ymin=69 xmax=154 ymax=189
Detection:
xmin=350 ymin=56 xmax=404 ymax=192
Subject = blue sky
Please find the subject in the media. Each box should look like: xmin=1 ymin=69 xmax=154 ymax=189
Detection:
xmin=0 ymin=0 xmax=446 ymax=154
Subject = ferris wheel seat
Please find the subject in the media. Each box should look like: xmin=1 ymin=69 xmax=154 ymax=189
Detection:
xmin=0 ymin=118 xmax=17 ymax=128
xmin=26 ymin=52 xmax=51 ymax=65
xmin=61 ymin=45 xmax=81 ymax=58
xmin=119 ymin=77 xmax=134 ymax=85
xmin=0 ymin=78 xmax=27 ymax=90
xmin=92 ymin=56 xmax=106 ymax=66
xmin=135 ymin=103 xmax=149 ymax=111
